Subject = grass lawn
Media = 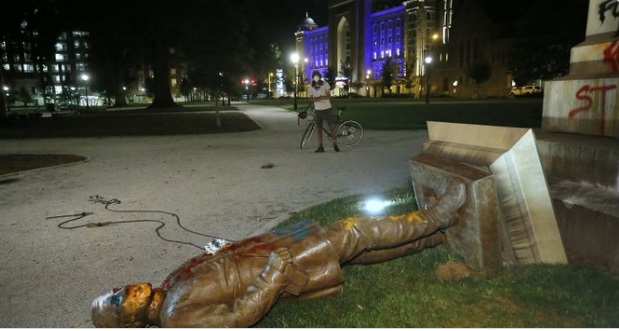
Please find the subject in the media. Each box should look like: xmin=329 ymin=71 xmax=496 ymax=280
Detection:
xmin=2 ymin=98 xmax=542 ymax=175
xmin=0 ymin=106 xmax=259 ymax=139
xmin=0 ymin=105 xmax=261 ymax=175
xmin=251 ymin=97 xmax=544 ymax=130
xmin=255 ymin=187 xmax=619 ymax=328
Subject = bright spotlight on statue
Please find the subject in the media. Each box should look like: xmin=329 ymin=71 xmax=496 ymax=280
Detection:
xmin=363 ymin=198 xmax=390 ymax=215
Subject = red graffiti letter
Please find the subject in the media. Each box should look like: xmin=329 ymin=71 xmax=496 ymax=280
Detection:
xmin=568 ymin=84 xmax=617 ymax=119
xmin=603 ymin=40 xmax=619 ymax=72
xmin=568 ymin=85 xmax=593 ymax=119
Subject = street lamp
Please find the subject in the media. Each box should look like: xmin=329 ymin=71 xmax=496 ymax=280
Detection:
xmin=268 ymin=72 xmax=273 ymax=98
xmin=424 ymin=56 xmax=432 ymax=104
xmin=244 ymin=79 xmax=250 ymax=102
xmin=3 ymin=86 xmax=9 ymax=111
xmin=81 ymin=73 xmax=90 ymax=109
xmin=365 ymin=70 xmax=372 ymax=96
xmin=290 ymin=52 xmax=299 ymax=110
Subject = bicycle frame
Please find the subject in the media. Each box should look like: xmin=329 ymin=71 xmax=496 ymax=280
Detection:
xmin=298 ymin=104 xmax=364 ymax=149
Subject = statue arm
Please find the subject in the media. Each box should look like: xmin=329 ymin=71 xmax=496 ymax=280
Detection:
xmin=164 ymin=248 xmax=293 ymax=328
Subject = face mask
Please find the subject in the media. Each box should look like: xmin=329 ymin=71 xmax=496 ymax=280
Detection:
xmin=313 ymin=76 xmax=320 ymax=83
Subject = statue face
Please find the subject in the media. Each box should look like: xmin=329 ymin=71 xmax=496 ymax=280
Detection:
xmin=92 ymin=283 xmax=153 ymax=327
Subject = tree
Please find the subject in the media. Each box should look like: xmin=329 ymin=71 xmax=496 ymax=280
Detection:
xmin=466 ymin=59 xmax=492 ymax=98
xmin=506 ymin=0 xmax=587 ymax=85
xmin=180 ymin=78 xmax=192 ymax=101
xmin=380 ymin=57 xmax=398 ymax=96
xmin=179 ymin=1 xmax=251 ymax=103
xmin=322 ymin=66 xmax=337 ymax=90
xmin=18 ymin=87 xmax=33 ymax=106
xmin=403 ymin=60 xmax=416 ymax=97
xmin=73 ymin=0 xmax=139 ymax=108
xmin=339 ymin=61 xmax=353 ymax=95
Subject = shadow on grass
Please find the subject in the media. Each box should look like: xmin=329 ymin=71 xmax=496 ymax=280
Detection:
xmin=0 ymin=154 xmax=87 ymax=176
xmin=0 ymin=107 xmax=260 ymax=139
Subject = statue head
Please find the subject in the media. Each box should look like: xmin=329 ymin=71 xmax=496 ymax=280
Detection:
xmin=91 ymin=283 xmax=160 ymax=327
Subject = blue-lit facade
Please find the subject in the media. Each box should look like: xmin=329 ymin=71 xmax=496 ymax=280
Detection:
xmin=296 ymin=0 xmax=438 ymax=97
xmin=297 ymin=5 xmax=411 ymax=95
xmin=367 ymin=5 xmax=405 ymax=80
xmin=302 ymin=26 xmax=329 ymax=83
xmin=296 ymin=0 xmax=518 ymax=98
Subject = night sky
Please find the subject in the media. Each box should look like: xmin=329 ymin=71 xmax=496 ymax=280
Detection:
xmin=243 ymin=0 xmax=329 ymax=53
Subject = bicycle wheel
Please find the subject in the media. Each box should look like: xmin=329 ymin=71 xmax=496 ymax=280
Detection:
xmin=336 ymin=120 xmax=364 ymax=148
xmin=300 ymin=122 xmax=315 ymax=149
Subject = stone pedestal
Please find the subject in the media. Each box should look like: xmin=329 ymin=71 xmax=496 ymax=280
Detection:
xmin=410 ymin=122 xmax=567 ymax=269
xmin=543 ymin=1 xmax=619 ymax=138
xmin=410 ymin=153 xmax=501 ymax=269
xmin=538 ymin=0 xmax=619 ymax=273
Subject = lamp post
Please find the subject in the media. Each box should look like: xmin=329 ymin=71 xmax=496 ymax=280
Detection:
xmin=424 ymin=55 xmax=432 ymax=104
xmin=244 ymin=79 xmax=250 ymax=102
xmin=365 ymin=70 xmax=371 ymax=97
xmin=268 ymin=72 xmax=273 ymax=98
xmin=81 ymin=73 xmax=90 ymax=110
xmin=3 ymin=86 xmax=9 ymax=111
xmin=290 ymin=52 xmax=299 ymax=110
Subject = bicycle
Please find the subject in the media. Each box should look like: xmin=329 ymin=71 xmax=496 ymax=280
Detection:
xmin=298 ymin=104 xmax=364 ymax=149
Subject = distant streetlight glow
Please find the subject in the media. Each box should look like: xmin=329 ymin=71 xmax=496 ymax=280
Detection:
xmin=81 ymin=74 xmax=90 ymax=110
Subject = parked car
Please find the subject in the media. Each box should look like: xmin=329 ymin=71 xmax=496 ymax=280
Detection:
xmin=510 ymin=86 xmax=541 ymax=97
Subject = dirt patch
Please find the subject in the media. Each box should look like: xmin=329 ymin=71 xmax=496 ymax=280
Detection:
xmin=435 ymin=261 xmax=472 ymax=281
xmin=0 ymin=154 xmax=87 ymax=176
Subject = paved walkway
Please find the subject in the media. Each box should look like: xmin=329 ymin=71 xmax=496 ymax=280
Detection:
xmin=0 ymin=103 xmax=429 ymax=327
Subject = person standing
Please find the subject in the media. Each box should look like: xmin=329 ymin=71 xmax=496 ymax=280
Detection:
xmin=307 ymin=70 xmax=339 ymax=153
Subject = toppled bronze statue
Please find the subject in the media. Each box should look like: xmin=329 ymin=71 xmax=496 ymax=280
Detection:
xmin=92 ymin=183 xmax=465 ymax=328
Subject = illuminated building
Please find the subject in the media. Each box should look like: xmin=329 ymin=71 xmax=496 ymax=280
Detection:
xmin=1 ymin=21 xmax=90 ymax=106
xmin=296 ymin=0 xmax=520 ymax=98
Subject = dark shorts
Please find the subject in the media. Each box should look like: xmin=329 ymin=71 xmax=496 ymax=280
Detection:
xmin=315 ymin=108 xmax=336 ymax=129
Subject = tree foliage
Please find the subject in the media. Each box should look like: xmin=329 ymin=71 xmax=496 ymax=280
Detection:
xmin=380 ymin=57 xmax=399 ymax=95
xmin=506 ymin=0 xmax=588 ymax=85
xmin=466 ymin=59 xmax=492 ymax=98
xmin=322 ymin=66 xmax=337 ymax=90
xmin=339 ymin=61 xmax=353 ymax=94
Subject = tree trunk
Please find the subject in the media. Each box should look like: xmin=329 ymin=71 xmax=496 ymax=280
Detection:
xmin=148 ymin=38 xmax=180 ymax=109
xmin=113 ymin=65 xmax=128 ymax=107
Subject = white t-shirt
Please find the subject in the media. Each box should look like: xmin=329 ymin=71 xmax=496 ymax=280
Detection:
xmin=308 ymin=81 xmax=332 ymax=110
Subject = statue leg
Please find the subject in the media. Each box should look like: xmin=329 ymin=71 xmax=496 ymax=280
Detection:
xmin=348 ymin=231 xmax=445 ymax=264
xmin=326 ymin=181 xmax=465 ymax=264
